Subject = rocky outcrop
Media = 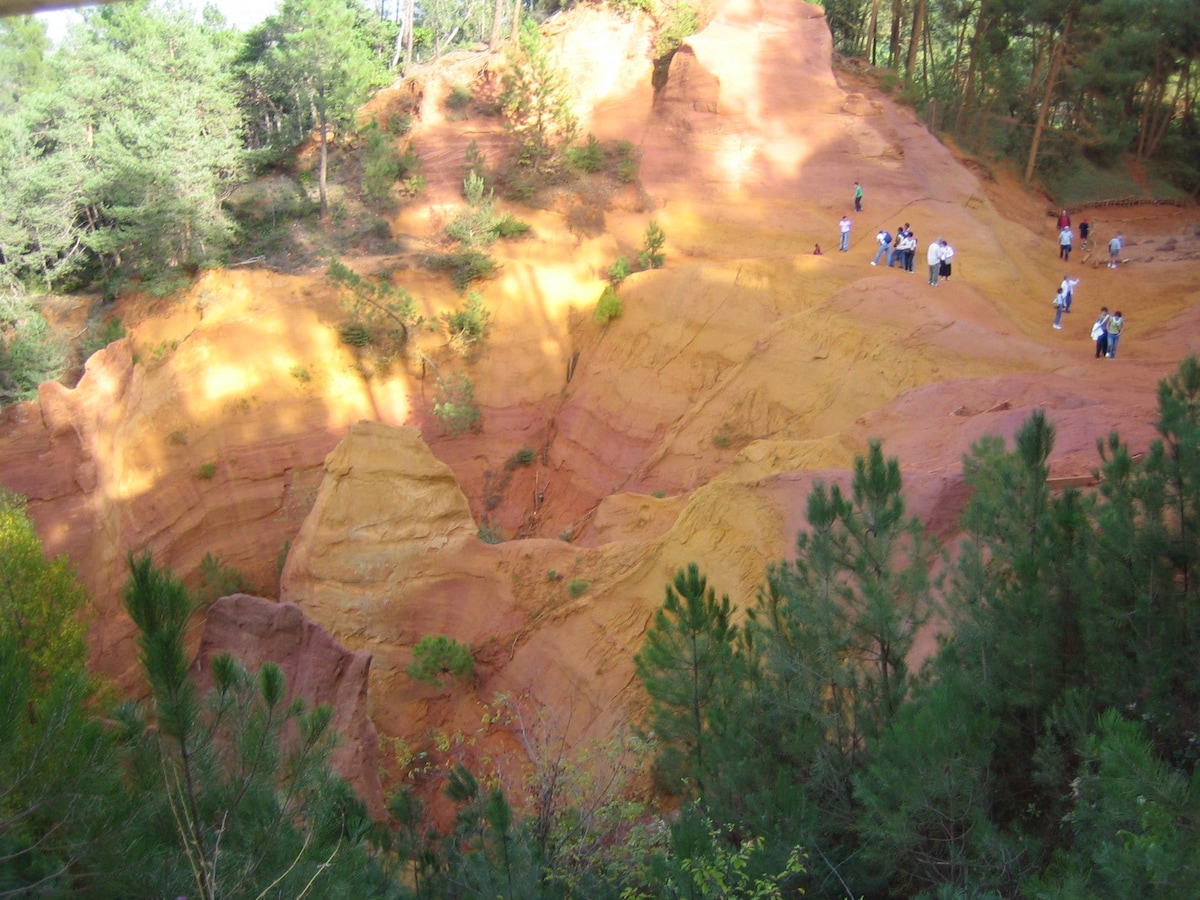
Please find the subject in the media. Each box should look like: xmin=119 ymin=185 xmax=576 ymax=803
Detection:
xmin=198 ymin=593 xmax=385 ymax=820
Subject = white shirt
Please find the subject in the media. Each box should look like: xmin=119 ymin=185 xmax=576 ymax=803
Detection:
xmin=941 ymin=245 xmax=955 ymax=262
xmin=840 ymin=218 xmax=852 ymax=234
xmin=927 ymin=243 xmax=944 ymax=265
xmin=1061 ymin=277 xmax=1079 ymax=294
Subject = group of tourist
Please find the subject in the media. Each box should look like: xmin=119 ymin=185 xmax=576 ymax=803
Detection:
xmin=1051 ymin=209 xmax=1126 ymax=357
xmin=866 ymin=222 xmax=955 ymax=285
xmin=831 ymin=190 xmax=1129 ymax=359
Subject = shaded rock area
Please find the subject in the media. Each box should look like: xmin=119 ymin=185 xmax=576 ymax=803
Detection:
xmin=198 ymin=594 xmax=385 ymax=820
xmin=2 ymin=0 xmax=1200 ymax=814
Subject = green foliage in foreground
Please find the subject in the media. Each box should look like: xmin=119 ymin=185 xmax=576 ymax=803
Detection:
xmin=634 ymin=355 xmax=1200 ymax=898
xmin=0 ymin=509 xmax=395 ymax=896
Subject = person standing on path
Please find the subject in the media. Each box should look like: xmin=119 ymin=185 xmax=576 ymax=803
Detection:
xmin=1092 ymin=307 xmax=1111 ymax=358
xmin=1059 ymin=226 xmax=1074 ymax=261
xmin=1106 ymin=311 xmax=1124 ymax=357
xmin=939 ymin=242 xmax=955 ymax=280
xmin=871 ymin=228 xmax=892 ymax=265
xmin=1108 ymin=232 xmax=1123 ymax=267
xmin=854 ymin=181 xmax=863 ymax=212
xmin=1060 ymin=274 xmax=1079 ymax=312
xmin=927 ymin=239 xmax=945 ymax=285
xmin=1079 ymin=218 xmax=1090 ymax=250
xmin=1057 ymin=209 xmax=1071 ymax=230
xmin=889 ymin=224 xmax=909 ymax=267
xmin=1052 ymin=288 xmax=1067 ymax=329
xmin=905 ymin=231 xmax=918 ymax=272
xmin=839 ymin=215 xmax=852 ymax=252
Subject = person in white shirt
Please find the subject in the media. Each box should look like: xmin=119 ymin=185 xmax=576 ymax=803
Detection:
xmin=939 ymin=242 xmax=956 ymax=281
xmin=1059 ymin=226 xmax=1074 ymax=261
xmin=928 ymin=239 xmax=945 ymax=285
xmin=839 ymin=215 xmax=852 ymax=252
xmin=1060 ymin=274 xmax=1079 ymax=312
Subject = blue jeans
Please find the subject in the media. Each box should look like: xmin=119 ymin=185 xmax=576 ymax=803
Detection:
xmin=840 ymin=232 xmax=850 ymax=251
xmin=873 ymin=245 xmax=890 ymax=264
xmin=1107 ymin=333 xmax=1120 ymax=357
xmin=1054 ymin=306 xmax=1064 ymax=327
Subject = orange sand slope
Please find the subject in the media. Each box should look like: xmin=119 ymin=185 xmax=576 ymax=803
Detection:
xmin=2 ymin=0 xmax=1199 ymax=784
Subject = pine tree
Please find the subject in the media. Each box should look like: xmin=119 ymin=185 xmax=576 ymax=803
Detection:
xmin=635 ymin=564 xmax=740 ymax=796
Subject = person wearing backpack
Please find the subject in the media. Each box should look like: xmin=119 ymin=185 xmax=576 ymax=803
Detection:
xmin=1106 ymin=311 xmax=1124 ymax=357
xmin=871 ymin=229 xmax=892 ymax=265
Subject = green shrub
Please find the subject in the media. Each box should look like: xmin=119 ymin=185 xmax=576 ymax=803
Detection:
xmin=463 ymin=140 xmax=488 ymax=184
xmin=386 ymin=113 xmax=413 ymax=136
xmin=78 ymin=316 xmax=126 ymax=364
xmin=406 ymin=634 xmax=475 ymax=687
xmin=566 ymin=133 xmax=606 ymax=173
xmin=361 ymin=121 xmax=406 ymax=204
xmin=500 ymin=20 xmax=579 ymax=172
xmin=0 ymin=297 xmax=68 ymax=406
xmin=638 ymin=220 xmax=666 ymax=269
xmin=478 ymin=521 xmax=504 ymax=544
xmin=338 ymin=321 xmax=374 ymax=347
xmin=427 ymin=249 xmax=500 ymax=291
xmin=507 ymin=445 xmax=537 ymax=469
xmin=608 ymin=256 xmax=632 ymax=285
xmin=433 ymin=373 xmax=482 ymax=435
xmin=196 ymin=552 xmax=256 ymax=605
xmin=651 ymin=489 xmax=667 ymax=498
xmin=493 ymin=214 xmax=531 ymax=239
xmin=656 ymin=1 xmax=700 ymax=56
xmin=442 ymin=292 xmax=491 ymax=353
xmin=445 ymin=84 xmax=473 ymax=110
xmin=595 ymin=286 xmax=624 ymax=325
xmin=328 ymin=258 xmax=420 ymax=361
xmin=568 ymin=578 xmax=590 ymax=597
xmin=615 ymin=141 xmax=640 ymax=183
xmin=448 ymin=173 xmax=530 ymax=249
xmin=197 ymin=462 xmax=217 ymax=480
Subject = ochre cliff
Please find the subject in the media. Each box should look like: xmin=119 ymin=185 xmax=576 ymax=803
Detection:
xmin=2 ymin=0 xmax=1199 ymax=800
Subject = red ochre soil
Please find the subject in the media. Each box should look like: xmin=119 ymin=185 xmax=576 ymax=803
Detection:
xmin=3 ymin=0 xmax=1200 ymax=803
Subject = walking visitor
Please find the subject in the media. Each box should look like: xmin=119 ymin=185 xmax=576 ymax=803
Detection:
xmin=1108 ymin=232 xmax=1123 ymax=268
xmin=1106 ymin=311 xmax=1124 ymax=357
xmin=1059 ymin=226 xmax=1074 ymax=261
xmin=839 ymin=215 xmax=852 ymax=252
xmin=1092 ymin=307 xmax=1111 ymax=358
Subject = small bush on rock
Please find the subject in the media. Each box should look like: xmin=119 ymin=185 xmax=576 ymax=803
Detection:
xmin=407 ymin=634 xmax=475 ymax=687
xmin=595 ymin=286 xmax=623 ymax=325
xmin=433 ymin=373 xmax=482 ymax=435
xmin=638 ymin=220 xmax=666 ymax=269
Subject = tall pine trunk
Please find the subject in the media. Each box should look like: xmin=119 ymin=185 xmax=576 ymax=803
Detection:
xmin=1024 ymin=11 xmax=1074 ymax=184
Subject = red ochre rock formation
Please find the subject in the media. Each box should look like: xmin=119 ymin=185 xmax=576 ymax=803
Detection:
xmin=198 ymin=594 xmax=385 ymax=821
